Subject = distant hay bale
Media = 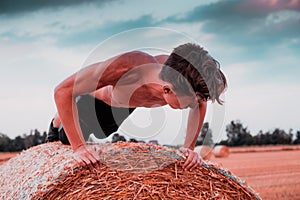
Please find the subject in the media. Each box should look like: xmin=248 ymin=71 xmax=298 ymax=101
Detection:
xmin=213 ymin=145 xmax=230 ymax=158
xmin=194 ymin=145 xmax=213 ymax=160
xmin=0 ymin=142 xmax=260 ymax=200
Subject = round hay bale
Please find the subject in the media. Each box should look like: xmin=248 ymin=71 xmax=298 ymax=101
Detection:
xmin=194 ymin=145 xmax=213 ymax=160
xmin=0 ymin=142 xmax=260 ymax=200
xmin=213 ymin=145 xmax=230 ymax=158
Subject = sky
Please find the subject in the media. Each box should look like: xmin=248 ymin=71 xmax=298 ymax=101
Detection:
xmin=0 ymin=0 xmax=299 ymax=145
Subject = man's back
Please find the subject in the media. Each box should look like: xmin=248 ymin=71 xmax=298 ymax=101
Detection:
xmin=92 ymin=54 xmax=169 ymax=108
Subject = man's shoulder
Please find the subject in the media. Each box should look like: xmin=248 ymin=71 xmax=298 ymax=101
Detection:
xmin=154 ymin=54 xmax=169 ymax=64
xmin=118 ymin=51 xmax=157 ymax=65
xmin=93 ymin=51 xmax=158 ymax=86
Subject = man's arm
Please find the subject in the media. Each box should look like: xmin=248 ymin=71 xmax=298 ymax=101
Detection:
xmin=184 ymin=100 xmax=207 ymax=149
xmin=181 ymin=100 xmax=207 ymax=171
xmin=54 ymin=61 xmax=114 ymax=167
xmin=54 ymin=61 xmax=116 ymax=152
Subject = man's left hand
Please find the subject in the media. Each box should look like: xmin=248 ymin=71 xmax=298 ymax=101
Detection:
xmin=180 ymin=147 xmax=203 ymax=171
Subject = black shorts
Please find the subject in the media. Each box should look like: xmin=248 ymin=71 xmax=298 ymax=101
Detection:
xmin=58 ymin=95 xmax=135 ymax=144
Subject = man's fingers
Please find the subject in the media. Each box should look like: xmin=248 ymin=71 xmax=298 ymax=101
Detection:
xmin=75 ymin=157 xmax=88 ymax=167
xmin=183 ymin=153 xmax=193 ymax=169
xmin=190 ymin=157 xmax=201 ymax=171
xmin=81 ymin=156 xmax=91 ymax=166
xmin=185 ymin=156 xmax=198 ymax=171
xmin=74 ymin=153 xmax=92 ymax=167
xmin=89 ymin=146 xmax=101 ymax=161
xmin=90 ymin=147 xmax=101 ymax=169
xmin=73 ymin=145 xmax=102 ymax=169
xmin=181 ymin=149 xmax=202 ymax=171
xmin=74 ymin=157 xmax=86 ymax=167
xmin=87 ymin=152 xmax=97 ymax=163
xmin=82 ymin=154 xmax=99 ymax=171
xmin=187 ymin=157 xmax=198 ymax=171
xmin=182 ymin=149 xmax=194 ymax=169
xmin=87 ymin=153 xmax=100 ymax=168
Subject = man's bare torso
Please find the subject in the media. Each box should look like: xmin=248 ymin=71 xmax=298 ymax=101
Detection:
xmin=92 ymin=55 xmax=169 ymax=108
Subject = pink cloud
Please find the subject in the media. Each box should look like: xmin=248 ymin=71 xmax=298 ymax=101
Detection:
xmin=237 ymin=0 xmax=300 ymax=14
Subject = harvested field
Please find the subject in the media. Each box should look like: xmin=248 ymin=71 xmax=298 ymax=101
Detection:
xmin=229 ymin=145 xmax=300 ymax=153
xmin=0 ymin=142 xmax=260 ymax=200
xmin=211 ymin=146 xmax=300 ymax=200
xmin=0 ymin=152 xmax=19 ymax=165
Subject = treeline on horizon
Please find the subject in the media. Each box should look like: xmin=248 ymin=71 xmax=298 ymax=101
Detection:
xmin=197 ymin=120 xmax=300 ymax=147
xmin=0 ymin=129 xmax=47 ymax=152
xmin=0 ymin=119 xmax=300 ymax=152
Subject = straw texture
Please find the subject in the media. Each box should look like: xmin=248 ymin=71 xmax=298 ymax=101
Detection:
xmin=0 ymin=142 xmax=260 ymax=200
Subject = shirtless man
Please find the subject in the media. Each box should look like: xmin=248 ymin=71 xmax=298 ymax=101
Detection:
xmin=47 ymin=43 xmax=227 ymax=171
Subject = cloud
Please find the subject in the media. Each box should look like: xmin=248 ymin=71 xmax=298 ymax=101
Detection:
xmin=170 ymin=0 xmax=300 ymax=23
xmin=164 ymin=0 xmax=300 ymax=59
xmin=0 ymin=0 xmax=115 ymax=15
xmin=0 ymin=1 xmax=218 ymax=50
xmin=57 ymin=15 xmax=158 ymax=47
xmin=238 ymin=0 xmax=300 ymax=13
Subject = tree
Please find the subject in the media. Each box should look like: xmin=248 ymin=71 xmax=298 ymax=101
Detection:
xmin=42 ymin=131 xmax=47 ymax=143
xmin=0 ymin=133 xmax=12 ymax=152
xmin=293 ymin=131 xmax=300 ymax=144
xmin=10 ymin=136 xmax=25 ymax=151
xmin=225 ymin=120 xmax=253 ymax=146
xmin=270 ymin=128 xmax=292 ymax=145
xmin=0 ymin=129 xmax=47 ymax=152
xmin=253 ymin=131 xmax=271 ymax=145
xmin=33 ymin=129 xmax=44 ymax=146
xmin=24 ymin=133 xmax=34 ymax=149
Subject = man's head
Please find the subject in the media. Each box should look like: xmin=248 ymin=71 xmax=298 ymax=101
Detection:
xmin=159 ymin=43 xmax=227 ymax=107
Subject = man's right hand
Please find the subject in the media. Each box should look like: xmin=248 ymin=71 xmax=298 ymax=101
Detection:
xmin=73 ymin=145 xmax=101 ymax=169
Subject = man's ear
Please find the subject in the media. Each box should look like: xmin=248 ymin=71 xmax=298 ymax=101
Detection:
xmin=163 ymin=85 xmax=171 ymax=94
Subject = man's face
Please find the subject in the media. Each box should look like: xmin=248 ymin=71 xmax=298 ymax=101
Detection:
xmin=162 ymin=85 xmax=197 ymax=109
